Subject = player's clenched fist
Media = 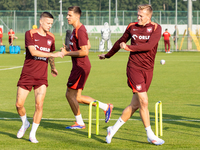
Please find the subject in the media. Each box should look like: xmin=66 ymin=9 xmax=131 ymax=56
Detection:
xmin=120 ymin=42 xmax=126 ymax=49
xmin=98 ymin=54 xmax=106 ymax=59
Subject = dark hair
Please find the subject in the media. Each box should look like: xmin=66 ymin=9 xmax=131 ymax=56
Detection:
xmin=165 ymin=28 xmax=168 ymax=31
xmin=40 ymin=12 xmax=54 ymax=19
xmin=68 ymin=6 xmax=82 ymax=16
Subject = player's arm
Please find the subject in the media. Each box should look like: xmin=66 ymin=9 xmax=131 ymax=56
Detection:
xmin=88 ymin=40 xmax=91 ymax=50
xmin=49 ymin=57 xmax=58 ymax=77
xmin=121 ymin=25 xmax=161 ymax=52
xmin=61 ymin=31 xmax=90 ymax=57
xmin=28 ymin=46 xmax=64 ymax=58
xmin=61 ymin=40 xmax=90 ymax=56
xmin=25 ymin=31 xmax=64 ymax=58
xmin=61 ymin=44 xmax=89 ymax=57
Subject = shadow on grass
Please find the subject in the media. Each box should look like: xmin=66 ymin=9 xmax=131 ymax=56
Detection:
xmin=1 ymin=109 xmax=200 ymax=143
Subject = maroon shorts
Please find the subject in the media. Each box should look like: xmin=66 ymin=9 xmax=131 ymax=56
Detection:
xmin=9 ymin=38 xmax=12 ymax=44
xmin=67 ymin=67 xmax=90 ymax=90
xmin=17 ymin=73 xmax=48 ymax=92
xmin=18 ymin=85 xmax=44 ymax=92
xmin=127 ymin=67 xmax=153 ymax=93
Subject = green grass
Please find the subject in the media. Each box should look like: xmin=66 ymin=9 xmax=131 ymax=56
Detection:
xmin=0 ymin=51 xmax=200 ymax=149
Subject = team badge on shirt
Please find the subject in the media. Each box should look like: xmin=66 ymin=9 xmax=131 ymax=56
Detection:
xmin=136 ymin=84 xmax=142 ymax=91
xmin=147 ymin=27 xmax=152 ymax=33
xmin=47 ymin=40 xmax=52 ymax=46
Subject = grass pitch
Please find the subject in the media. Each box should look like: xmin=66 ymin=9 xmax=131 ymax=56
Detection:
xmin=0 ymin=39 xmax=200 ymax=149
xmin=0 ymin=30 xmax=200 ymax=150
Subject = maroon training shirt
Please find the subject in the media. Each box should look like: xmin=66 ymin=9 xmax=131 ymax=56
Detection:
xmin=105 ymin=22 xmax=161 ymax=71
xmin=69 ymin=24 xmax=91 ymax=72
xmin=19 ymin=29 xmax=55 ymax=81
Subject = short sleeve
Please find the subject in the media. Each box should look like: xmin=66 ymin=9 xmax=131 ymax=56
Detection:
xmin=78 ymin=29 xmax=88 ymax=47
xmin=50 ymin=40 xmax=55 ymax=52
xmin=25 ymin=31 xmax=35 ymax=47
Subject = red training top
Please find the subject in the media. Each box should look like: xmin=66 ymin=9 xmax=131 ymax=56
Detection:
xmin=163 ymin=31 xmax=171 ymax=40
xmin=8 ymin=31 xmax=15 ymax=39
xmin=0 ymin=28 xmax=3 ymax=38
xmin=69 ymin=24 xmax=91 ymax=72
xmin=105 ymin=22 xmax=161 ymax=71
xmin=19 ymin=29 xmax=55 ymax=81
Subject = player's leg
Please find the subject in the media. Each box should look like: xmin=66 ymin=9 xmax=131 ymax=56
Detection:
xmin=29 ymin=85 xmax=47 ymax=143
xmin=107 ymin=39 xmax=113 ymax=51
xmin=137 ymin=92 xmax=164 ymax=145
xmin=76 ymin=89 xmax=113 ymax=123
xmin=16 ymin=86 xmax=30 ymax=138
xmin=0 ymin=38 xmax=2 ymax=45
xmin=164 ymin=40 xmax=167 ymax=52
xmin=106 ymin=94 xmax=139 ymax=143
xmin=65 ymin=88 xmax=86 ymax=129
xmin=168 ymin=40 xmax=171 ymax=52
xmin=99 ymin=39 xmax=105 ymax=52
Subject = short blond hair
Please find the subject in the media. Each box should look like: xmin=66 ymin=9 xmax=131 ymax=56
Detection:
xmin=138 ymin=4 xmax=153 ymax=17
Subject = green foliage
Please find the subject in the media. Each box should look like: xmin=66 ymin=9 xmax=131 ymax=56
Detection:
xmin=0 ymin=0 xmax=199 ymax=11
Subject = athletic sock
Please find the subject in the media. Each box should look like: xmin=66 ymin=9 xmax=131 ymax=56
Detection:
xmin=75 ymin=114 xmax=85 ymax=125
xmin=97 ymin=101 xmax=108 ymax=111
xmin=29 ymin=122 xmax=39 ymax=139
xmin=145 ymin=126 xmax=156 ymax=140
xmin=20 ymin=114 xmax=28 ymax=128
xmin=111 ymin=117 xmax=125 ymax=136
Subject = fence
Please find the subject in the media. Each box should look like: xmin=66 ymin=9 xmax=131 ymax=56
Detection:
xmin=0 ymin=10 xmax=199 ymax=51
xmin=88 ymin=34 xmax=200 ymax=52
xmin=0 ymin=10 xmax=199 ymax=33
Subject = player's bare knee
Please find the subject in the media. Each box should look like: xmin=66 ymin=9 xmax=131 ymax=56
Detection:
xmin=76 ymin=95 xmax=82 ymax=103
xmin=140 ymin=99 xmax=148 ymax=109
xmin=66 ymin=90 xmax=71 ymax=100
xmin=15 ymin=100 xmax=24 ymax=109
xmin=35 ymin=103 xmax=43 ymax=111
xmin=132 ymin=104 xmax=139 ymax=111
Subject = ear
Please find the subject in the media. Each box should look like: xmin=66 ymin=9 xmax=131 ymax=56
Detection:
xmin=75 ymin=14 xmax=80 ymax=19
xmin=39 ymin=18 xmax=43 ymax=25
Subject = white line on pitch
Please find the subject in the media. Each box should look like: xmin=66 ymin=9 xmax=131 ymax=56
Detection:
xmin=0 ymin=61 xmax=70 ymax=71
xmin=0 ymin=66 xmax=23 ymax=71
xmin=0 ymin=118 xmax=200 ymax=122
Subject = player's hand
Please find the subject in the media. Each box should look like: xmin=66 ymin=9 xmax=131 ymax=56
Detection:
xmin=54 ymin=52 xmax=64 ymax=58
xmin=63 ymin=43 xmax=70 ymax=51
xmin=51 ymin=68 xmax=58 ymax=77
xmin=60 ymin=44 xmax=70 ymax=55
xmin=98 ymin=54 xmax=106 ymax=60
xmin=120 ymin=42 xmax=126 ymax=49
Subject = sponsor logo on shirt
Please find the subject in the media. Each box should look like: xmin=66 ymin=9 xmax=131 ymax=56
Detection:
xmin=35 ymin=39 xmax=40 ymax=41
xmin=47 ymin=40 xmax=52 ymax=46
xmin=132 ymin=34 xmax=150 ymax=40
xmin=35 ymin=45 xmax=50 ymax=52
xmin=147 ymin=27 xmax=152 ymax=33
xmin=136 ymin=84 xmax=142 ymax=91
xmin=34 ymin=56 xmax=47 ymax=61
xmin=132 ymin=34 xmax=138 ymax=40
xmin=133 ymin=29 xmax=138 ymax=31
